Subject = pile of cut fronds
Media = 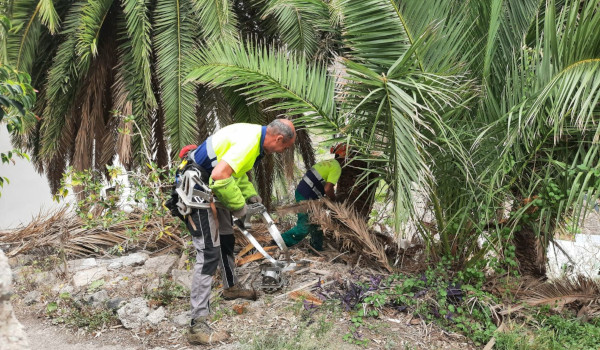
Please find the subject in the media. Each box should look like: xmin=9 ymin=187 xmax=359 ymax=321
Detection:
xmin=304 ymin=199 xmax=403 ymax=272
xmin=0 ymin=206 xmax=185 ymax=258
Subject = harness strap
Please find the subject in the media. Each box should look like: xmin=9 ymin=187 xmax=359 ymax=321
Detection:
xmin=301 ymin=168 xmax=325 ymax=198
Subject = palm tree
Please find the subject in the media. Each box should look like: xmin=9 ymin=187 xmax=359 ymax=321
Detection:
xmin=6 ymin=0 xmax=600 ymax=276
xmin=187 ymin=0 xmax=600 ymax=274
xmin=2 ymin=0 xmax=336 ymax=207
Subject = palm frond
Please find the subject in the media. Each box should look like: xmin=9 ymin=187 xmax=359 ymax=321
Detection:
xmin=339 ymin=0 xmax=410 ymax=70
xmin=187 ymin=40 xmax=336 ymax=122
xmin=7 ymin=0 xmax=42 ymax=71
xmin=39 ymin=0 xmax=60 ymax=34
xmin=191 ymin=0 xmax=238 ymax=42
xmin=521 ymin=275 xmax=600 ymax=312
xmin=74 ymin=0 xmax=114 ymax=70
xmin=262 ymin=0 xmax=330 ymax=57
xmin=340 ymin=58 xmax=468 ymax=225
xmin=154 ymin=0 xmax=200 ymax=154
xmin=196 ymin=86 xmax=232 ymax=141
xmin=115 ymin=0 xmax=156 ymax=163
xmin=394 ymin=0 xmax=478 ymax=73
xmin=39 ymin=1 xmax=86 ymax=157
xmin=223 ymin=87 xmax=267 ymax=125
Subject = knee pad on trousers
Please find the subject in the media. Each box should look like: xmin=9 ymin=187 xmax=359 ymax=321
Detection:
xmin=200 ymin=245 xmax=220 ymax=275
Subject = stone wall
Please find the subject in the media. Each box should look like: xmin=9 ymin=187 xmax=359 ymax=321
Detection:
xmin=0 ymin=247 xmax=29 ymax=350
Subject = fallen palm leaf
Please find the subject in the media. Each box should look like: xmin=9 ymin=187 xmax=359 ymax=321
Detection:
xmin=517 ymin=275 xmax=600 ymax=316
xmin=0 ymin=206 xmax=185 ymax=258
xmin=304 ymin=199 xmax=396 ymax=272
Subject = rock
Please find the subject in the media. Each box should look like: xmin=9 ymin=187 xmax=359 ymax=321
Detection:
xmin=12 ymin=266 xmax=33 ymax=285
xmin=144 ymin=255 xmax=178 ymax=276
xmin=107 ymin=297 xmax=126 ymax=312
xmin=117 ymin=298 xmax=150 ymax=329
xmin=0 ymin=248 xmax=30 ymax=349
xmin=146 ymin=306 xmax=166 ymax=326
xmin=72 ymin=266 xmax=109 ymax=287
xmin=107 ymin=260 xmax=123 ymax=271
xmin=172 ymin=311 xmax=191 ymax=327
xmin=104 ymin=252 xmax=149 ymax=270
xmin=84 ymin=290 xmax=109 ymax=308
xmin=7 ymin=255 xmax=34 ymax=268
xmin=66 ymin=258 xmax=97 ymax=272
xmin=23 ymin=290 xmax=41 ymax=305
xmin=30 ymin=271 xmax=57 ymax=287
xmin=171 ymin=269 xmax=193 ymax=290
xmin=120 ymin=252 xmax=149 ymax=267
xmin=132 ymin=268 xmax=148 ymax=277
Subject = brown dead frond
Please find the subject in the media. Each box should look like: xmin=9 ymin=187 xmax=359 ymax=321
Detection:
xmin=518 ymin=275 xmax=600 ymax=316
xmin=0 ymin=206 xmax=185 ymax=258
xmin=305 ymin=199 xmax=395 ymax=272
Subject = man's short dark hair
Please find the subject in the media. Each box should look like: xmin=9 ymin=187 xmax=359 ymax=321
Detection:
xmin=268 ymin=119 xmax=294 ymax=142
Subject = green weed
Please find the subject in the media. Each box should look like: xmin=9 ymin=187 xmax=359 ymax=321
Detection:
xmin=144 ymin=275 xmax=186 ymax=306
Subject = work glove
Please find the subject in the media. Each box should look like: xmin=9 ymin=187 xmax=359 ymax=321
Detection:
xmin=247 ymin=194 xmax=262 ymax=204
xmin=231 ymin=204 xmax=247 ymax=219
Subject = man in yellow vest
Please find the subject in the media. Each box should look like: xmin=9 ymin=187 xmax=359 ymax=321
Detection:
xmin=182 ymin=119 xmax=295 ymax=345
xmin=281 ymin=144 xmax=346 ymax=250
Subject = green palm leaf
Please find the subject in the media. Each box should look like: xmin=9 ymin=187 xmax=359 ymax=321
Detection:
xmin=7 ymin=0 xmax=42 ymax=71
xmin=192 ymin=0 xmax=238 ymax=42
xmin=115 ymin=0 xmax=156 ymax=163
xmin=340 ymin=0 xmax=410 ymax=70
xmin=187 ymin=40 xmax=336 ymax=123
xmin=75 ymin=0 xmax=114 ymax=70
xmin=39 ymin=1 xmax=86 ymax=157
xmin=39 ymin=0 xmax=60 ymax=34
xmin=341 ymin=59 xmax=467 ymax=225
xmin=262 ymin=0 xmax=330 ymax=57
xmin=154 ymin=0 xmax=200 ymax=153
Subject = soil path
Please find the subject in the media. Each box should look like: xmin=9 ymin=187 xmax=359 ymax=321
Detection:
xmin=18 ymin=313 xmax=140 ymax=350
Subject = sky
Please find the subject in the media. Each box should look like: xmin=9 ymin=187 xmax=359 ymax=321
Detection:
xmin=0 ymin=127 xmax=60 ymax=229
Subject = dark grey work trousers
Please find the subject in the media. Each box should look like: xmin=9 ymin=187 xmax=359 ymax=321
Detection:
xmin=186 ymin=206 xmax=237 ymax=318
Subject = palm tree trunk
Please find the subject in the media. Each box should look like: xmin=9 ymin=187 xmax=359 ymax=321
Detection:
xmin=513 ymin=225 xmax=547 ymax=279
xmin=336 ymin=156 xmax=376 ymax=217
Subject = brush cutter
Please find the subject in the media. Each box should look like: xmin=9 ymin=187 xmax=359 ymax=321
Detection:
xmin=175 ymin=167 xmax=296 ymax=291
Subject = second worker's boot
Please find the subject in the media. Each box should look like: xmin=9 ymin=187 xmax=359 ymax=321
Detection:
xmin=222 ymin=285 xmax=258 ymax=301
xmin=187 ymin=316 xmax=230 ymax=345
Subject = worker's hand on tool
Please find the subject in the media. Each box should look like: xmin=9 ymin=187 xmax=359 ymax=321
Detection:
xmin=247 ymin=194 xmax=262 ymax=204
xmin=231 ymin=204 xmax=248 ymax=219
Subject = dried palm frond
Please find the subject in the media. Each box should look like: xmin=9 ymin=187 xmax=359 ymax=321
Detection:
xmin=305 ymin=199 xmax=394 ymax=272
xmin=518 ymin=275 xmax=600 ymax=316
xmin=0 ymin=206 xmax=185 ymax=258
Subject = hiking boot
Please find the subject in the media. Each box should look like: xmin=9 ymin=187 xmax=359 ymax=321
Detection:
xmin=222 ymin=285 xmax=257 ymax=301
xmin=187 ymin=316 xmax=230 ymax=345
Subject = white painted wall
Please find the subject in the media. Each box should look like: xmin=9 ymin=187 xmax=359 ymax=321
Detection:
xmin=0 ymin=127 xmax=59 ymax=229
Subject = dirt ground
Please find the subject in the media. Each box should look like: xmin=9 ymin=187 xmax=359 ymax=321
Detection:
xmin=10 ymin=241 xmax=477 ymax=350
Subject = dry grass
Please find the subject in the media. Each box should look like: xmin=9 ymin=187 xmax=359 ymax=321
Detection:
xmin=0 ymin=206 xmax=185 ymax=258
xmin=0 ymin=200 xmax=407 ymax=273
